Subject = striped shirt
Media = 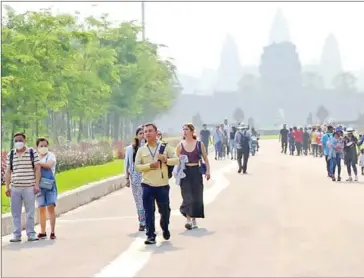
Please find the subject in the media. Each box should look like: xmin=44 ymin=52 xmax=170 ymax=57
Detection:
xmin=6 ymin=148 xmax=40 ymax=187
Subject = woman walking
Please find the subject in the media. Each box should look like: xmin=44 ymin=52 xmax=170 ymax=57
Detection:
xmin=328 ymin=128 xmax=344 ymax=181
xmin=177 ymin=123 xmax=211 ymax=230
xmin=125 ymin=127 xmax=146 ymax=231
xmin=343 ymin=128 xmax=360 ymax=182
xmin=36 ymin=137 xmax=58 ymax=240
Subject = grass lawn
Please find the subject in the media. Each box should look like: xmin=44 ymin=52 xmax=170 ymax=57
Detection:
xmin=1 ymin=159 xmax=124 ymax=214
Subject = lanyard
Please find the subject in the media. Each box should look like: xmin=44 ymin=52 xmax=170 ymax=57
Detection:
xmin=147 ymin=143 xmax=160 ymax=160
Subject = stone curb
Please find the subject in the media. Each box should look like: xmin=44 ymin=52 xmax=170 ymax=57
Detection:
xmin=1 ymin=174 xmax=126 ymax=236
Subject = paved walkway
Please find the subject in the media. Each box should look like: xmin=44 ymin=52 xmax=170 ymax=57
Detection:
xmin=2 ymin=140 xmax=364 ymax=277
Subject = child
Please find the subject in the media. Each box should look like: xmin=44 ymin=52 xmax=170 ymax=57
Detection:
xmin=359 ymin=149 xmax=364 ymax=176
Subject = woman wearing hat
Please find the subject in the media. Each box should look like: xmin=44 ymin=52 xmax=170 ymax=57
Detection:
xmin=343 ymin=128 xmax=360 ymax=181
xmin=328 ymin=127 xmax=344 ymax=181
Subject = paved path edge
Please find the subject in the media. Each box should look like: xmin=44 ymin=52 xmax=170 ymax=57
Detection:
xmin=1 ymin=174 xmax=126 ymax=236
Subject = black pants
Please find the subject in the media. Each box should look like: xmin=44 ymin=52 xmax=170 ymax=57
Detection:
xmin=345 ymin=158 xmax=358 ymax=176
xmin=303 ymin=141 xmax=309 ymax=155
xmin=295 ymin=142 xmax=302 ymax=155
xmin=325 ymin=155 xmax=330 ymax=175
xmin=180 ymin=166 xmax=205 ymax=218
xmin=142 ymin=183 xmax=170 ymax=239
xmin=237 ymin=148 xmax=249 ymax=173
xmin=281 ymin=140 xmax=288 ymax=154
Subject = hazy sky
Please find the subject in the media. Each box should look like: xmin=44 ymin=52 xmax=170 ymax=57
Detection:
xmin=4 ymin=1 xmax=364 ymax=77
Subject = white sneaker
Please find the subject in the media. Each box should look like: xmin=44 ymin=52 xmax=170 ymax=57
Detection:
xmin=354 ymin=176 xmax=358 ymax=182
xmin=347 ymin=176 xmax=353 ymax=182
xmin=185 ymin=220 xmax=192 ymax=230
xmin=191 ymin=219 xmax=198 ymax=229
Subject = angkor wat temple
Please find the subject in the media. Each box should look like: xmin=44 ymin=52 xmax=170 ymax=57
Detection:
xmin=156 ymin=9 xmax=364 ymax=132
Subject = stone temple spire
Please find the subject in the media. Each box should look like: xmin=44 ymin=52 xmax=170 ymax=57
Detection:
xmin=320 ymin=33 xmax=342 ymax=88
xmin=269 ymin=8 xmax=291 ymax=44
xmin=214 ymin=34 xmax=243 ymax=92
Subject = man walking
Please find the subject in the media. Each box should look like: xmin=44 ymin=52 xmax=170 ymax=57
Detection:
xmin=5 ymin=132 xmax=41 ymax=242
xmin=321 ymin=125 xmax=334 ymax=177
xmin=200 ymin=124 xmax=211 ymax=154
xmin=279 ymin=124 xmax=289 ymax=154
xmin=135 ymin=123 xmax=179 ymax=245
xmin=213 ymin=125 xmax=223 ymax=160
xmin=234 ymin=124 xmax=251 ymax=174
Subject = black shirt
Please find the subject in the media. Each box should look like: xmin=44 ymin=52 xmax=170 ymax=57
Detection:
xmin=280 ymin=128 xmax=289 ymax=141
xmin=230 ymin=131 xmax=236 ymax=140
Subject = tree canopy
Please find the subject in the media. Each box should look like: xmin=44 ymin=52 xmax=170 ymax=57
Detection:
xmin=1 ymin=6 xmax=180 ymax=147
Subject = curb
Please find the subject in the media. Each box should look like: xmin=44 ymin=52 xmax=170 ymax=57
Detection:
xmin=1 ymin=174 xmax=126 ymax=236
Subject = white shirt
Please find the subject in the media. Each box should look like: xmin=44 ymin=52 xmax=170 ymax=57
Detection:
xmin=40 ymin=152 xmax=57 ymax=176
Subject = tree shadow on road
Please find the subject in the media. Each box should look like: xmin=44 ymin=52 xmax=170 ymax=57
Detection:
xmin=2 ymin=239 xmax=55 ymax=251
xmin=179 ymin=228 xmax=215 ymax=237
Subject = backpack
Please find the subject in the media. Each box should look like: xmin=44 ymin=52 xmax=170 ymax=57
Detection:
xmin=158 ymin=143 xmax=173 ymax=179
xmin=239 ymin=130 xmax=250 ymax=149
xmin=9 ymin=148 xmax=35 ymax=172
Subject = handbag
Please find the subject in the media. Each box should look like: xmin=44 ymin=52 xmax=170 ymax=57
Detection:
xmin=197 ymin=141 xmax=207 ymax=175
xmin=39 ymin=177 xmax=55 ymax=190
xmin=39 ymin=154 xmax=55 ymax=190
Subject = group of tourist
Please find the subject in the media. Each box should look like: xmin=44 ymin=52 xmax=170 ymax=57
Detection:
xmin=5 ymin=132 xmax=58 ymax=242
xmin=279 ymin=123 xmax=364 ymax=182
xmin=200 ymin=119 xmax=259 ymax=174
xmin=125 ymin=123 xmax=211 ymax=244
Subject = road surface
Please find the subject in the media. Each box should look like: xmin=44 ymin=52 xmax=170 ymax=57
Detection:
xmin=2 ymin=140 xmax=364 ymax=277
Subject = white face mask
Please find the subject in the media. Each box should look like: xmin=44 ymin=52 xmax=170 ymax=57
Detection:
xmin=14 ymin=142 xmax=24 ymax=150
xmin=38 ymin=147 xmax=48 ymax=155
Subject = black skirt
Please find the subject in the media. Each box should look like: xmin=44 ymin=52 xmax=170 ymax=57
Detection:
xmin=180 ymin=165 xmax=205 ymax=218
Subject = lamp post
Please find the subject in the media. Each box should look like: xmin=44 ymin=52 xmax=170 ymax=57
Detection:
xmin=141 ymin=1 xmax=145 ymax=40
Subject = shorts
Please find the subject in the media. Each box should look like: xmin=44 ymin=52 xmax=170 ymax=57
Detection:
xmin=37 ymin=187 xmax=57 ymax=208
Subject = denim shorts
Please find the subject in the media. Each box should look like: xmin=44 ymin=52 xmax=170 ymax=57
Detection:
xmin=37 ymin=187 xmax=58 ymax=207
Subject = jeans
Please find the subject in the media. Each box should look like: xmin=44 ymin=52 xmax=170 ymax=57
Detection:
xmin=330 ymin=153 xmax=341 ymax=177
xmin=214 ymin=141 xmax=222 ymax=158
xmin=346 ymin=158 xmax=358 ymax=176
xmin=202 ymin=140 xmax=209 ymax=155
xmin=142 ymin=184 xmax=170 ymax=239
xmin=281 ymin=140 xmax=288 ymax=154
xmin=325 ymin=155 xmax=331 ymax=176
xmin=229 ymin=140 xmax=236 ymax=158
xmin=237 ymin=148 xmax=249 ymax=173
xmin=11 ymin=186 xmax=36 ymax=238
xmin=312 ymin=144 xmax=318 ymax=157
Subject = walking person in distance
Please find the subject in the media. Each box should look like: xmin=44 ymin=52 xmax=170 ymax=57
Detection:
xmin=234 ymin=124 xmax=251 ymax=174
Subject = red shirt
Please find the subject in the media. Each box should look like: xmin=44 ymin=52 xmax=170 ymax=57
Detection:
xmin=294 ymin=130 xmax=303 ymax=143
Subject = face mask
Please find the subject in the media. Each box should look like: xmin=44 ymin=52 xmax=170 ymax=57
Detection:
xmin=14 ymin=142 xmax=24 ymax=150
xmin=38 ymin=147 xmax=48 ymax=155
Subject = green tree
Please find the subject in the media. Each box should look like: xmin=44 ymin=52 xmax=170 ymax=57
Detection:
xmin=1 ymin=6 xmax=180 ymax=146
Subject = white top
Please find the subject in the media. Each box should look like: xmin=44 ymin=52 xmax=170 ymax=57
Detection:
xmin=40 ymin=152 xmax=57 ymax=176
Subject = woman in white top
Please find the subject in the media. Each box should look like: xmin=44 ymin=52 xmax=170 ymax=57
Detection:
xmin=36 ymin=137 xmax=57 ymax=240
xmin=125 ymin=127 xmax=146 ymax=231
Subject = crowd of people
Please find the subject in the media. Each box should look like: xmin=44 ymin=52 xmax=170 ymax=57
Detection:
xmin=279 ymin=124 xmax=364 ymax=182
xmin=11 ymin=119 xmax=362 ymax=246
xmin=199 ymin=119 xmax=259 ymax=174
